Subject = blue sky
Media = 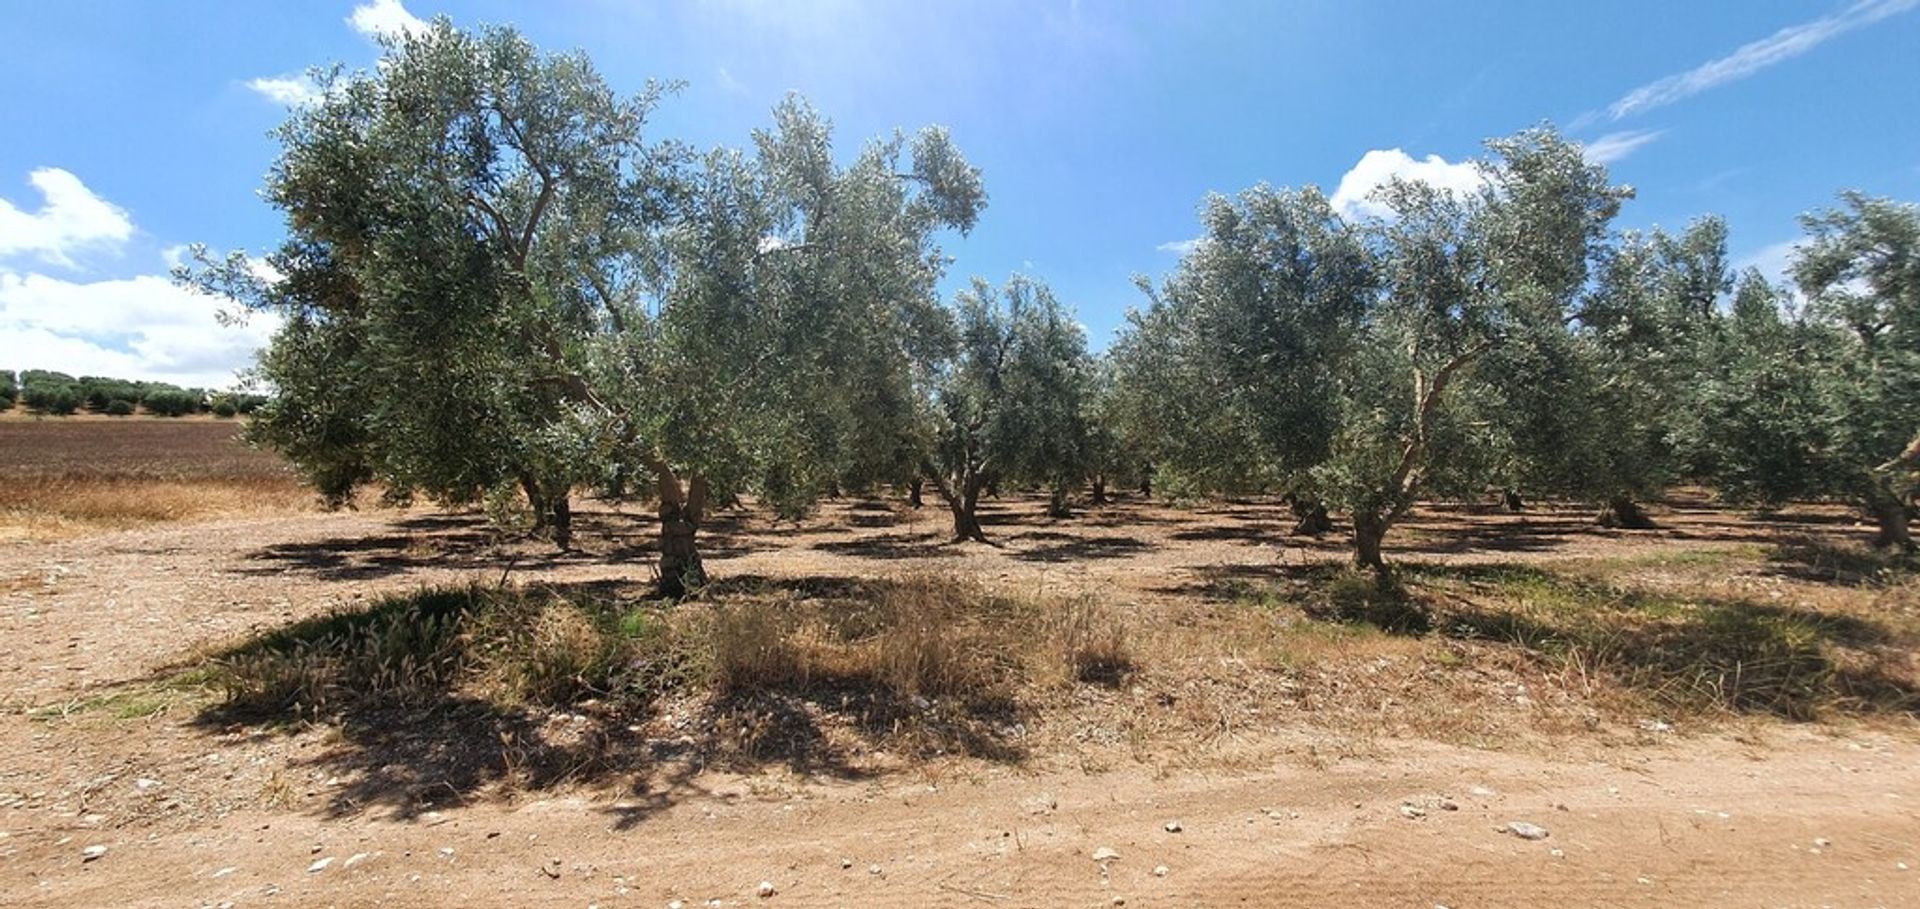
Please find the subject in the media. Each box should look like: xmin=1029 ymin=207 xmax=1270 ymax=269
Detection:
xmin=2 ymin=0 xmax=1917 ymax=387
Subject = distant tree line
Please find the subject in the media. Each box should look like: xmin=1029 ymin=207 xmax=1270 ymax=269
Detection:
xmin=0 ymin=370 xmax=267 ymax=418
xmin=179 ymin=20 xmax=1917 ymax=594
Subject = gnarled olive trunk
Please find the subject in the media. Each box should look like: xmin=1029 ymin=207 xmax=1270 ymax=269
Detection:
xmin=1090 ymin=476 xmax=1109 ymax=506
xmin=1503 ymin=488 xmax=1525 ymax=513
xmin=1047 ymin=482 xmax=1073 ymax=518
xmin=550 ymin=491 xmax=572 ymax=550
xmin=518 ymin=473 xmax=571 ymax=551
xmin=1353 ymin=511 xmax=1390 ymax=581
xmin=1288 ymin=497 xmax=1332 ymax=536
xmin=949 ymin=475 xmax=987 ymax=542
xmin=1596 ymin=496 xmax=1656 ymax=529
xmin=908 ymin=477 xmax=924 ymax=509
xmin=656 ymin=470 xmax=708 ymax=598
xmin=1868 ymin=484 xmax=1914 ymax=550
xmin=926 ymin=454 xmax=990 ymax=543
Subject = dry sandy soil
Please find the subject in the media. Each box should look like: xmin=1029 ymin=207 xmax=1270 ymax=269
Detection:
xmin=1 ymin=483 xmax=1916 ymax=907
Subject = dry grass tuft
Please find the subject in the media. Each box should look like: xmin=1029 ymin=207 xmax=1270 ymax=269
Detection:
xmin=1049 ymin=596 xmax=1134 ymax=686
xmin=703 ymin=573 xmax=1036 ymax=699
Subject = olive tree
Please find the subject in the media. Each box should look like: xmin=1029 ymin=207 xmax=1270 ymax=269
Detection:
xmin=1119 ymin=128 xmax=1628 ymax=577
xmin=1694 ymin=270 xmax=1837 ymax=506
xmin=1112 ymin=184 xmax=1372 ymax=526
xmin=922 ymin=275 xmax=1092 ymax=540
xmin=1782 ymin=193 xmax=1920 ymax=548
xmin=186 ymin=23 xmax=984 ymax=593
xmin=1491 ymin=217 xmax=1728 ymax=527
xmin=607 ymin=96 xmax=984 ymax=591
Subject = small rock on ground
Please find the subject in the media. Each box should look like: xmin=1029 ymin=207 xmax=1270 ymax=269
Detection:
xmin=1503 ymin=821 xmax=1550 ymax=840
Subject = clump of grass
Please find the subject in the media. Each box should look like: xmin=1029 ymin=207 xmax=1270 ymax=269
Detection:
xmin=703 ymin=573 xmax=1037 ymax=699
xmin=209 ymin=573 xmax=1128 ymax=745
xmin=1239 ymin=561 xmax=1918 ymax=723
xmin=1421 ymin=566 xmax=1915 ymax=719
xmin=1770 ymin=539 xmax=1920 ymax=586
xmin=1309 ymin=570 xmax=1432 ymax=633
xmin=1050 ymin=596 xmax=1133 ymax=686
xmin=467 ymin=596 xmax=635 ymax=705
xmin=215 ymin=587 xmax=475 ymax=713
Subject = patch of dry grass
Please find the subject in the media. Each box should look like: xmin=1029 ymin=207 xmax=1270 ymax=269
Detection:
xmin=0 ymin=419 xmax=314 ymax=539
xmin=202 ymin=574 xmax=1136 ymax=766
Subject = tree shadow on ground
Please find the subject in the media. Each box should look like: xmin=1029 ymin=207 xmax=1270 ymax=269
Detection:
xmin=1013 ymin=533 xmax=1153 ymax=563
xmin=185 ymin=576 xmax=1030 ymax=826
xmin=812 ymin=531 xmax=949 ymax=561
xmin=1315 ymin=561 xmax=1917 ymax=720
xmin=237 ymin=508 xmax=770 ymax=581
xmin=1762 ymin=537 xmax=1920 ymax=587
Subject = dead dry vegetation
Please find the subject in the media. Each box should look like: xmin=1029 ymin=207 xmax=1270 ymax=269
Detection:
xmin=0 ymin=420 xmax=314 ymax=540
xmin=72 ymin=494 xmax=1903 ymax=812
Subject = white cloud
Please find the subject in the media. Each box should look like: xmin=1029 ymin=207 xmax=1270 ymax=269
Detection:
xmin=1582 ymin=128 xmax=1665 ymax=165
xmin=1734 ymin=239 xmax=1802 ymax=286
xmin=0 ymin=268 xmax=279 ymax=388
xmin=715 ymin=66 xmax=748 ymax=96
xmin=348 ymin=0 xmax=429 ymax=41
xmin=246 ymin=74 xmax=325 ymax=106
xmin=1601 ymin=0 xmax=1918 ymax=122
xmin=0 ymin=168 xmax=135 ymax=268
xmin=0 ymin=175 xmax=275 ymax=388
xmin=1329 ymin=149 xmax=1485 ymax=221
xmin=1156 ymin=238 xmax=1203 ymax=255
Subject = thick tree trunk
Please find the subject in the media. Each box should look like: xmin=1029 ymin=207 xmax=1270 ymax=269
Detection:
xmin=550 ymin=492 xmax=572 ymax=551
xmin=1139 ymin=470 xmax=1152 ymax=497
xmin=519 ymin=474 xmax=549 ymax=532
xmin=656 ymin=471 xmax=708 ymax=598
xmin=1868 ymin=487 xmax=1914 ymax=550
xmin=1047 ymin=483 xmax=1073 ymax=518
xmin=1597 ymin=496 xmax=1656 ymax=529
xmin=947 ymin=472 xmax=989 ymax=542
xmin=518 ymin=473 xmax=572 ymax=550
xmin=908 ymin=477 xmax=924 ymax=509
xmin=1289 ymin=498 xmax=1332 ymax=536
xmin=1503 ymin=488 xmax=1525 ymax=513
xmin=1353 ymin=511 xmax=1390 ymax=582
xmin=1091 ymin=476 xmax=1109 ymax=506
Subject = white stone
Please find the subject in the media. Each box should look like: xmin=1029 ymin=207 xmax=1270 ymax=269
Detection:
xmin=1503 ymin=821 xmax=1549 ymax=840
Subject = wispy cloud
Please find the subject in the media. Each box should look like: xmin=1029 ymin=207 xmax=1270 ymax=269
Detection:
xmin=1583 ymin=128 xmax=1665 ymax=165
xmin=1600 ymin=0 xmax=1918 ymax=122
xmin=715 ymin=66 xmax=748 ymax=96
xmin=1734 ymin=239 xmax=1802 ymax=285
xmin=1156 ymin=238 xmax=1203 ymax=255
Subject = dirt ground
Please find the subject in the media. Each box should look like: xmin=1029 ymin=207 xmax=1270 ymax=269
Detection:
xmin=1 ymin=491 xmax=1916 ymax=907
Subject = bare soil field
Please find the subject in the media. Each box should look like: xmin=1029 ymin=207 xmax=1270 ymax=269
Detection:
xmin=0 ymin=454 xmax=1916 ymax=906
xmin=0 ymin=420 xmax=311 ymax=541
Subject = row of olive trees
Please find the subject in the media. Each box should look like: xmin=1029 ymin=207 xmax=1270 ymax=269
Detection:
xmin=1109 ymin=132 xmax=1920 ymax=575
xmin=2 ymin=370 xmax=262 ymax=416
xmin=186 ymin=21 xmax=1916 ymax=592
xmin=184 ymin=21 xmax=1005 ymax=594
